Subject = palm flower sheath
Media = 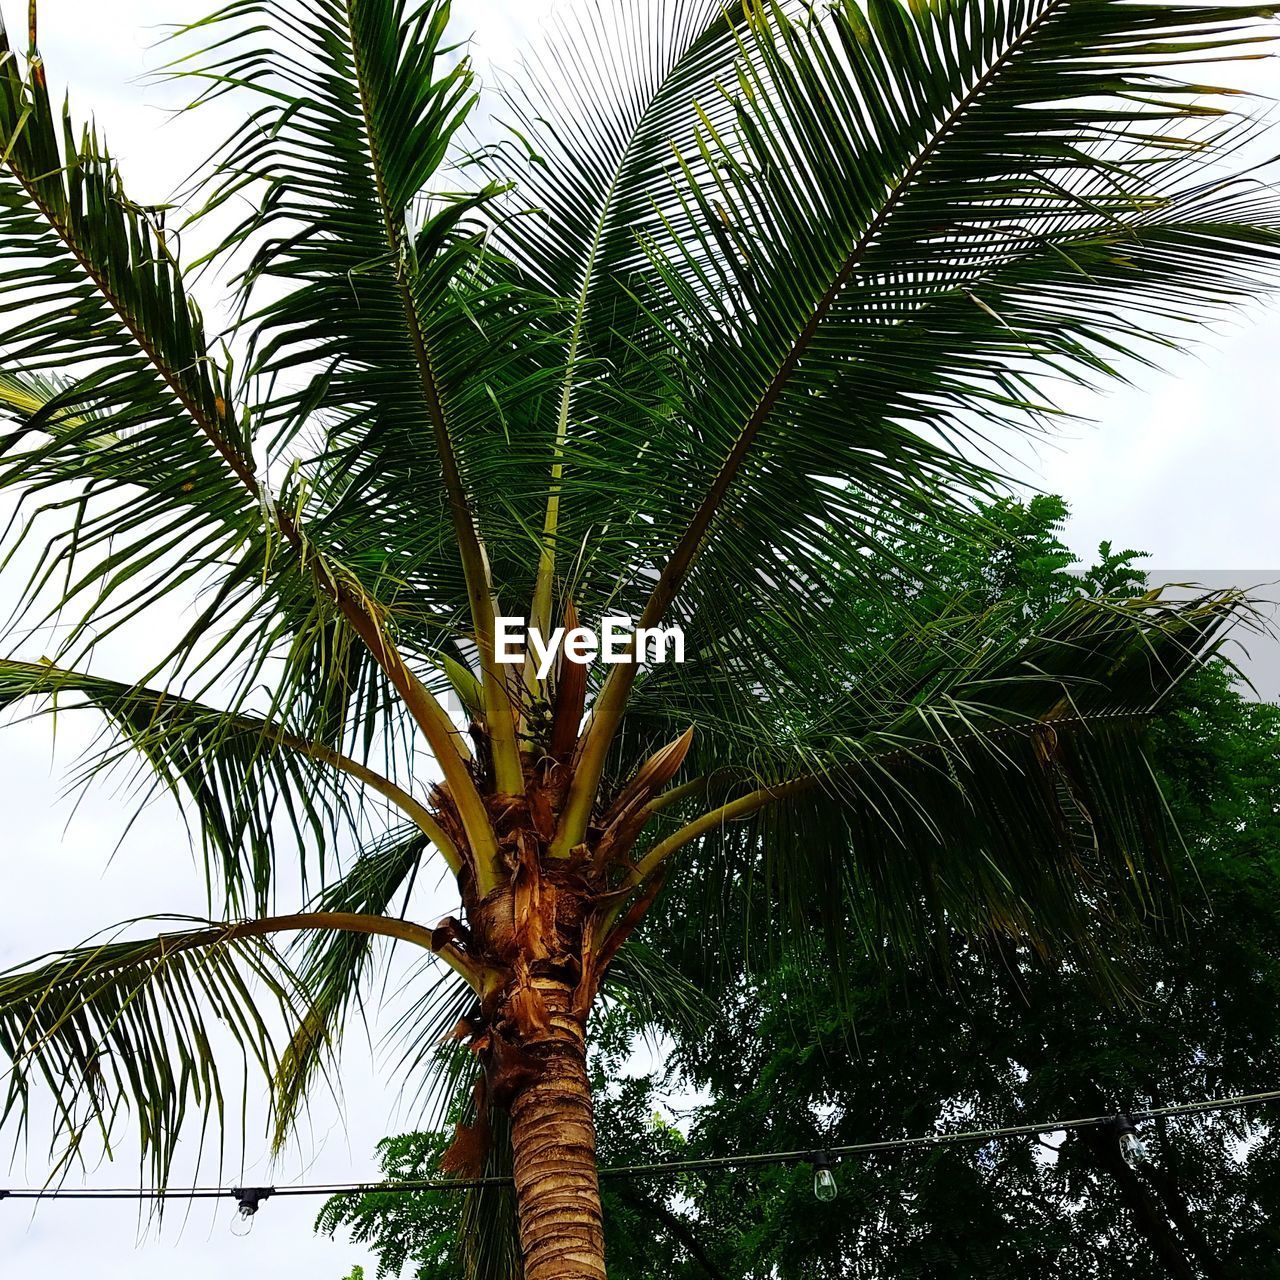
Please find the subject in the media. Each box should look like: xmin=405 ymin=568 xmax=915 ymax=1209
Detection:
xmin=1 ymin=2 xmax=1279 ymax=1276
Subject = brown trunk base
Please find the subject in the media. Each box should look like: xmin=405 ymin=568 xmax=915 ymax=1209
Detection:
xmin=508 ymin=1016 xmax=607 ymax=1280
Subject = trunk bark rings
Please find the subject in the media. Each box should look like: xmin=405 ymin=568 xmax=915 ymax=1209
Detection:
xmin=508 ymin=1002 xmax=607 ymax=1279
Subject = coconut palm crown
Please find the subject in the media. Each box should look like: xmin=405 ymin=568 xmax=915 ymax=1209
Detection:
xmin=1 ymin=1 xmax=1279 ymax=1277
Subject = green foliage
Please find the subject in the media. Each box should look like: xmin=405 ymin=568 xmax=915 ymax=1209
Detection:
xmin=317 ymin=1132 xmax=459 ymax=1279
xmin=505 ymin=0 xmax=1280 ymax=659
xmin=630 ymin=554 xmax=1280 ymax=1277
xmin=332 ymin=509 xmax=1280 ymax=1277
xmin=1 ymin=0 xmax=1279 ymax=1218
xmin=647 ymin=665 xmax=1280 ymax=1279
xmin=0 ymin=919 xmax=304 ymax=1187
xmin=175 ymin=0 xmax=535 ymax=594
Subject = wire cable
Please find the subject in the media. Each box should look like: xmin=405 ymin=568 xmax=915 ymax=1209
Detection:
xmin=1 ymin=1087 xmax=1277 ymax=1202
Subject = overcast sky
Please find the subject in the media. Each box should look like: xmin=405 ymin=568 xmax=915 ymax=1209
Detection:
xmin=1 ymin=2 xmax=1278 ymax=1277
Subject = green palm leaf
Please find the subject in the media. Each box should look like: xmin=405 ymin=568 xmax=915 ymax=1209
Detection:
xmin=0 ymin=918 xmax=303 ymax=1188
xmin=619 ymin=588 xmax=1244 ymax=989
xmin=560 ymin=0 xmax=1280 ymax=616
xmin=0 ymin=657 xmax=448 ymax=910
xmin=0 ymin=908 xmax=447 ymax=1191
xmin=0 ymin=57 xmax=421 ymax=782
xmin=553 ymin=0 xmax=1280 ymax=840
xmin=173 ymin=2 xmax=560 ymax=776
xmin=0 ymin=39 xmax=261 ymax=654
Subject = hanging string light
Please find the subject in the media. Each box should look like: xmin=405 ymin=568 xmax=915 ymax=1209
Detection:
xmin=0 ymin=1087 xmax=1274 ymax=1206
xmin=1112 ymin=1115 xmax=1151 ymax=1171
xmin=230 ymin=1187 xmax=272 ymax=1236
xmin=810 ymin=1151 xmax=838 ymax=1203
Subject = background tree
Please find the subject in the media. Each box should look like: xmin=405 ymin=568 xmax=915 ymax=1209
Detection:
xmin=326 ymin=504 xmax=1280 ymax=1279
xmin=641 ymin=666 xmax=1280 ymax=1280
xmin=2 ymin=3 xmax=1280 ymax=1278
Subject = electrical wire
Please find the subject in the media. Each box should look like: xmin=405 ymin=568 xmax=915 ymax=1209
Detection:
xmin=1 ymin=1087 xmax=1277 ymax=1203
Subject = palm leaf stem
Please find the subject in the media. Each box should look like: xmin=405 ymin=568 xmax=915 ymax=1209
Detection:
xmin=1 ymin=656 xmax=460 ymax=868
xmin=627 ymin=776 xmax=815 ymax=899
xmin=117 ymin=910 xmax=442 ymax=958
xmin=527 ymin=169 xmax=627 ymax=642
xmin=339 ymin=0 xmax=522 ymax=795
xmin=259 ymin=718 xmax=459 ymax=871
xmin=330 ymin=596 xmax=497 ymax=865
xmin=613 ymin=703 xmax=1170 ymax=929
xmin=640 ymin=773 xmax=722 ymax=816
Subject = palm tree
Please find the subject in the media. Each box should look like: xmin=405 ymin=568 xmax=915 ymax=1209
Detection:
xmin=1 ymin=0 xmax=1278 ymax=1275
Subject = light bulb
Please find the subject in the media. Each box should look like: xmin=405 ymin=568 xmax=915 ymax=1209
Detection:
xmin=1112 ymin=1116 xmax=1150 ymax=1171
xmin=811 ymin=1152 xmax=838 ymax=1203
xmin=1119 ymin=1130 xmax=1150 ymax=1171
xmin=230 ymin=1187 xmax=271 ymax=1236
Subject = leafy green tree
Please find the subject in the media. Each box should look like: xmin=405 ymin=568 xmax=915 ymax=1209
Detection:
xmin=643 ymin=660 xmax=1280 ymax=1280
xmin=631 ymin=512 xmax=1280 ymax=1280
xmin=1 ymin=3 xmax=1279 ymax=1277
xmin=328 ymin=506 xmax=1280 ymax=1279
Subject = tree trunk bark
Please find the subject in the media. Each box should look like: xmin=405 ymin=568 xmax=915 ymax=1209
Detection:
xmin=508 ymin=1013 xmax=607 ymax=1280
xmin=1147 ymin=1165 xmax=1228 ymax=1280
xmin=1148 ymin=1118 xmax=1227 ymax=1280
xmin=1079 ymin=1127 xmax=1199 ymax=1280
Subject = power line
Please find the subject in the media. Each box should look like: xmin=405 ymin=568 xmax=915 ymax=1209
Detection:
xmin=2 ymin=1087 xmax=1277 ymax=1203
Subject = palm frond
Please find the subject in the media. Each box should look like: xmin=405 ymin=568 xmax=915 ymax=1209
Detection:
xmin=552 ymin=0 xmax=1280 ymax=634
xmin=0 ymin=918 xmax=304 ymax=1190
xmin=0 ymin=35 xmax=475 ymax=830
xmin=0 ymin=908 xmax=446 ymax=1189
xmin=172 ymin=0 xmax=555 ymax=699
xmin=0 ymin=56 xmax=409 ymax=790
xmin=629 ymin=588 xmax=1248 ymax=990
xmin=0 ymin=36 xmax=263 ymax=654
xmin=488 ymin=0 xmax=769 ymax=620
xmin=0 ymin=657 xmax=447 ymax=912
xmin=554 ymin=0 xmax=1280 ymax=839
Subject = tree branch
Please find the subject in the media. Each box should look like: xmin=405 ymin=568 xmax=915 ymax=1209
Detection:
xmin=613 ymin=1183 xmax=729 ymax=1280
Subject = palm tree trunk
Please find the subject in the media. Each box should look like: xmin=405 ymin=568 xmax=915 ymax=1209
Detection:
xmin=508 ymin=999 xmax=607 ymax=1280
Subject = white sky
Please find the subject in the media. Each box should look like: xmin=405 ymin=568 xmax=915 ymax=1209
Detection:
xmin=0 ymin=1 xmax=1277 ymax=1276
